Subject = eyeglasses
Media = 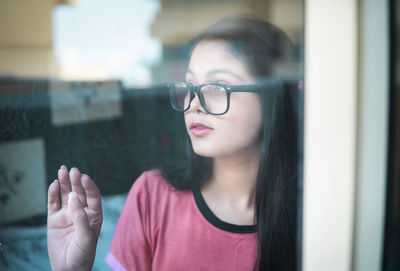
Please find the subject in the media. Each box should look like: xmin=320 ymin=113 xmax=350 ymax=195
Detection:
xmin=168 ymin=80 xmax=273 ymax=115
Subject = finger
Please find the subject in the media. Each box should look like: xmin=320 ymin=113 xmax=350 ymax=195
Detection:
xmin=81 ymin=174 xmax=102 ymax=213
xmin=58 ymin=165 xmax=71 ymax=207
xmin=68 ymin=192 xmax=92 ymax=244
xmin=47 ymin=180 xmax=60 ymax=216
xmin=70 ymin=167 xmax=87 ymax=207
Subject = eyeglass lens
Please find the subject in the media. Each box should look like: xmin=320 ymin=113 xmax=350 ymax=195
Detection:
xmin=170 ymin=83 xmax=228 ymax=114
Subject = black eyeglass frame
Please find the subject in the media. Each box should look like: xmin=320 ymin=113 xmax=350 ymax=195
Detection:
xmin=168 ymin=81 xmax=271 ymax=115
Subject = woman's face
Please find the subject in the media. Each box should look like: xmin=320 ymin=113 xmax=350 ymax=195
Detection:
xmin=184 ymin=39 xmax=263 ymax=158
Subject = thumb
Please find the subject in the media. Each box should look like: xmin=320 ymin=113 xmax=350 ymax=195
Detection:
xmin=68 ymin=192 xmax=91 ymax=239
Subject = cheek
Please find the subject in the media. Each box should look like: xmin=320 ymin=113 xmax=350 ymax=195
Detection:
xmin=231 ymin=93 xmax=262 ymax=124
xmin=220 ymin=94 xmax=263 ymax=146
xmin=183 ymin=94 xmax=263 ymax=157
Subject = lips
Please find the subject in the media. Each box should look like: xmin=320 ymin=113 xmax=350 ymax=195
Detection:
xmin=190 ymin=122 xmax=212 ymax=129
xmin=190 ymin=122 xmax=214 ymax=136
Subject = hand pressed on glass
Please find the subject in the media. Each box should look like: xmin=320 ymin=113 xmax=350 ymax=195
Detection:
xmin=47 ymin=166 xmax=103 ymax=271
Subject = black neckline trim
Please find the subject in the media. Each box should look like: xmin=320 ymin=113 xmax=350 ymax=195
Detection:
xmin=192 ymin=187 xmax=257 ymax=234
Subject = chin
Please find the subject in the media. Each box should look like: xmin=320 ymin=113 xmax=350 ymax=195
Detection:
xmin=190 ymin=139 xmax=217 ymax=157
xmin=191 ymin=141 xmax=231 ymax=158
xmin=192 ymin=144 xmax=215 ymax=158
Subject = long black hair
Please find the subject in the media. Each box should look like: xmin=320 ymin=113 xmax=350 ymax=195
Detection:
xmin=162 ymin=16 xmax=300 ymax=271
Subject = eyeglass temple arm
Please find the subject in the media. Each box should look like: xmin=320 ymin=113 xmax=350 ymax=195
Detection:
xmin=228 ymin=76 xmax=300 ymax=92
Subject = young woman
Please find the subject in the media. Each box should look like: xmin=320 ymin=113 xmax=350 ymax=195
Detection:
xmin=47 ymin=17 xmax=300 ymax=271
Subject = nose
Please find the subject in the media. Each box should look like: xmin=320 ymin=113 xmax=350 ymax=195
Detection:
xmin=187 ymin=92 xmax=206 ymax=113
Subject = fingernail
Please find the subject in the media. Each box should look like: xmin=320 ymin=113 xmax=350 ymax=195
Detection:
xmin=60 ymin=165 xmax=67 ymax=170
xmin=53 ymin=179 xmax=59 ymax=184
xmin=68 ymin=191 xmax=80 ymax=209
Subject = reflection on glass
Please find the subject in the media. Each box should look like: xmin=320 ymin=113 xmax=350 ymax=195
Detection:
xmin=0 ymin=1 xmax=303 ymax=270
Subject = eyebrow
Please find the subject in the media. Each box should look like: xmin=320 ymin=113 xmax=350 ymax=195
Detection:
xmin=186 ymin=69 xmax=245 ymax=81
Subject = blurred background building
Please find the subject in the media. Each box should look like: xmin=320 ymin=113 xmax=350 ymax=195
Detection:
xmin=0 ymin=0 xmax=302 ymax=86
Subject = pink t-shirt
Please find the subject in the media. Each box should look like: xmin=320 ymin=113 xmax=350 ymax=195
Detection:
xmin=106 ymin=169 xmax=258 ymax=271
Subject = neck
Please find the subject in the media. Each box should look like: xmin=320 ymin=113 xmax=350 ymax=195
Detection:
xmin=202 ymin=143 xmax=261 ymax=209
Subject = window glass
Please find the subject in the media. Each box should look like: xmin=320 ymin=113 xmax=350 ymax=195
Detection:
xmin=0 ymin=0 xmax=303 ymax=270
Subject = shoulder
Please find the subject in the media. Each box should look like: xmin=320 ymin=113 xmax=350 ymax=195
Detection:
xmin=126 ymin=169 xmax=176 ymax=203
xmin=132 ymin=169 xmax=174 ymax=192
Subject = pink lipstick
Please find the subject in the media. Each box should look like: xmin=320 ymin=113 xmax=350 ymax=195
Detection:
xmin=190 ymin=122 xmax=214 ymax=136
